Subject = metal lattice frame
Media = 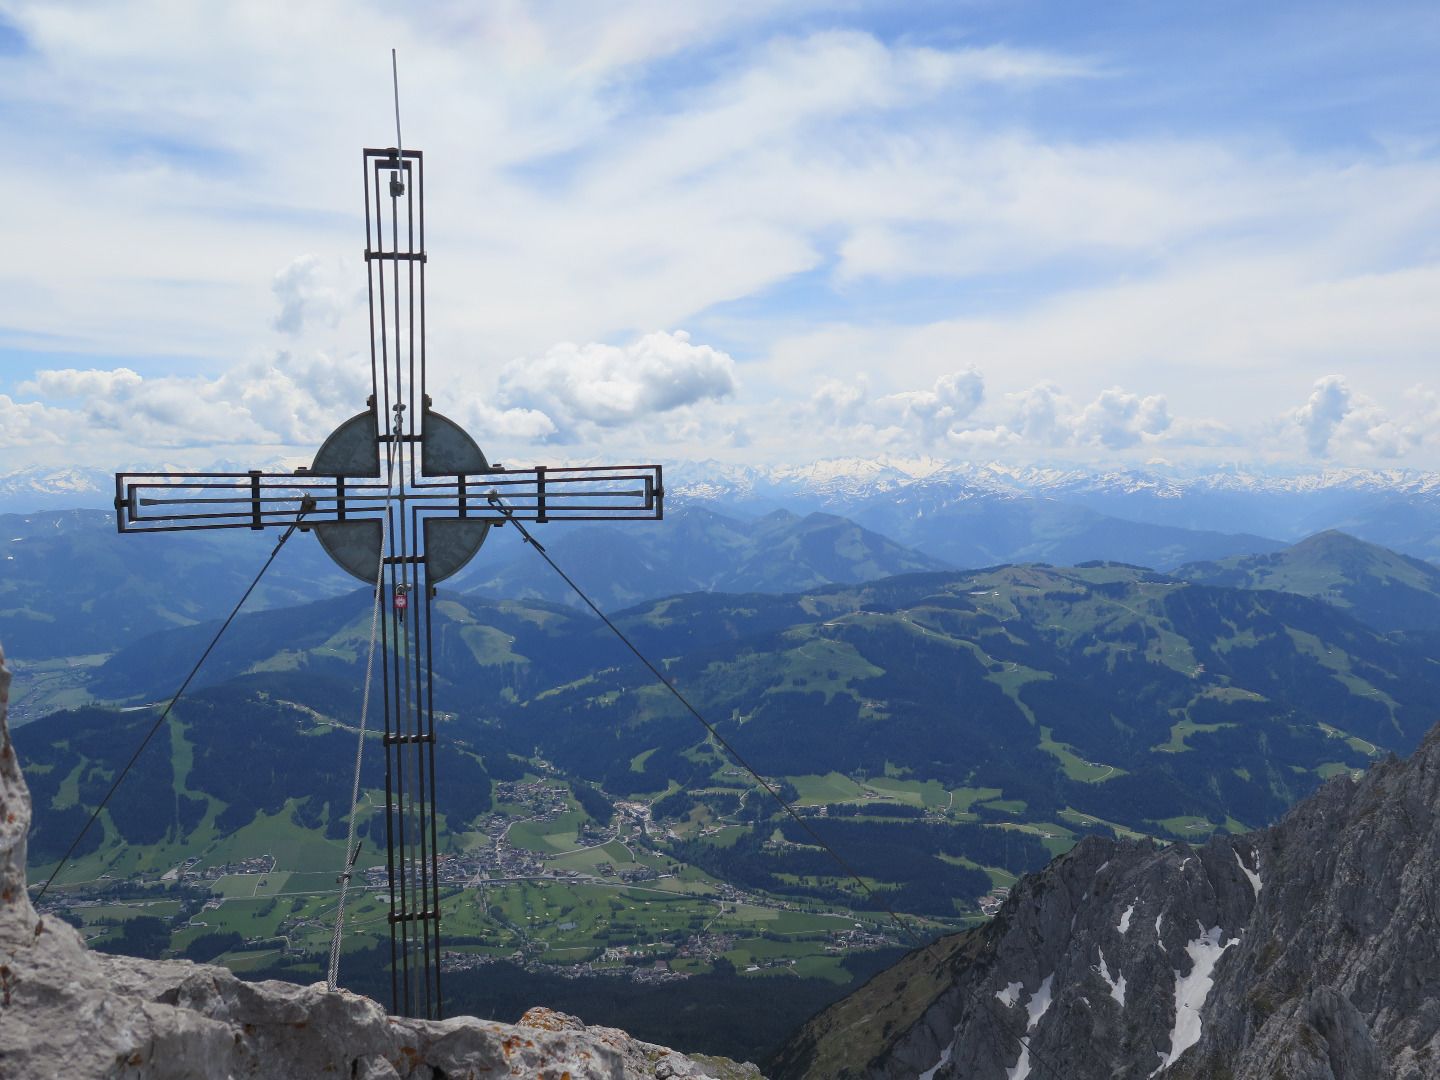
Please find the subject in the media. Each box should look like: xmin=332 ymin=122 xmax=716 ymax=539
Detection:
xmin=115 ymin=147 xmax=663 ymax=1019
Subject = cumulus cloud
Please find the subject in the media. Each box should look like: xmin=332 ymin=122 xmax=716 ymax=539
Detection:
xmin=932 ymin=374 xmax=1436 ymax=463
xmin=0 ymin=395 xmax=72 ymax=447
xmin=1073 ymin=386 xmax=1172 ymax=449
xmin=1292 ymin=374 xmax=1350 ymax=456
xmin=459 ymin=400 xmax=559 ymax=443
xmin=2 ymin=329 xmax=742 ymax=463
xmin=1000 ymin=382 xmax=1069 ymax=445
xmin=874 ymin=369 xmax=986 ymax=441
xmin=1287 ymin=374 xmax=1421 ymax=459
xmin=809 ymin=368 xmax=985 ymax=444
xmin=496 ymin=330 xmax=737 ymax=437
xmin=946 ymin=425 xmax=1020 ymax=452
xmin=806 ymin=370 xmax=1198 ymax=457
xmin=19 ymin=367 xmax=145 ymax=399
xmin=272 ymin=255 xmax=354 ymax=337
xmin=810 ymin=377 xmax=868 ymax=424
xmin=12 ymin=354 xmax=369 ymax=449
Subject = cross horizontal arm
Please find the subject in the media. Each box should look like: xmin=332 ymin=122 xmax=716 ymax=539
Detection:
xmin=114 ymin=465 xmax=663 ymax=534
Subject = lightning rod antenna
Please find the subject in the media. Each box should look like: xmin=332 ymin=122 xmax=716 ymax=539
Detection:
xmin=390 ymin=49 xmax=405 ymax=195
xmin=392 ymin=49 xmax=404 ymax=156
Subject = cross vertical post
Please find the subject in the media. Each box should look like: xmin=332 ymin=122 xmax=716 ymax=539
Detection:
xmin=114 ymin=145 xmax=663 ymax=1019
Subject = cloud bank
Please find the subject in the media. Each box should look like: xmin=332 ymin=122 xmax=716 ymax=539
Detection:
xmin=1 ymin=4 xmax=1438 ymax=473
xmin=495 ymin=331 xmax=737 ymax=438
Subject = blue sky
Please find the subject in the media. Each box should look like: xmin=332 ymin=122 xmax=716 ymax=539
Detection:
xmin=1 ymin=0 xmax=1438 ymax=473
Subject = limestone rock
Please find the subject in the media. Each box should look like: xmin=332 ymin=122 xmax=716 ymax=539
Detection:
xmin=774 ymin=718 xmax=1440 ymax=1079
xmin=0 ymin=643 xmax=762 ymax=1080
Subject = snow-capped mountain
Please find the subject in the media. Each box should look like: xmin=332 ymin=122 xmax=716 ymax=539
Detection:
xmin=0 ymin=458 xmax=317 ymax=514
xmin=0 ymin=466 xmax=114 ymax=512
xmin=667 ymin=459 xmax=1440 ymax=562
xmin=670 ymin=458 xmax=1440 ymax=504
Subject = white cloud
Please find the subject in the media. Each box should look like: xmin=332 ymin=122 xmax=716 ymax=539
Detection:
xmin=808 ymin=368 xmax=985 ymax=445
xmin=0 ymin=325 xmax=743 ymax=467
xmin=12 ymin=354 xmax=366 ymax=449
xmin=272 ymin=255 xmax=354 ymax=336
xmin=1073 ymin=387 xmax=1171 ymax=450
xmin=4 ymin=330 xmax=735 ymax=457
xmin=803 ymin=371 xmax=1202 ymax=459
xmin=496 ymin=330 xmax=736 ymax=436
xmin=809 ymin=377 xmax=869 ymax=424
xmin=0 ymin=395 xmax=72 ymax=446
xmin=459 ymin=400 xmax=559 ymax=444
xmin=872 ymin=369 xmax=985 ymax=443
xmin=1286 ymin=374 xmax=1422 ymax=460
xmin=1001 ymin=382 xmax=1068 ymax=446
xmin=18 ymin=367 xmax=144 ymax=400
xmin=1292 ymin=374 xmax=1351 ymax=457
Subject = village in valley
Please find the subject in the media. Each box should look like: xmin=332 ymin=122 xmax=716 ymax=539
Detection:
xmin=37 ymin=767 xmax=913 ymax=986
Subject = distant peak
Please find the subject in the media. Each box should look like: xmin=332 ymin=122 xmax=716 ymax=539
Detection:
xmin=756 ymin=508 xmax=801 ymax=525
xmin=1292 ymin=530 xmax=1369 ymax=552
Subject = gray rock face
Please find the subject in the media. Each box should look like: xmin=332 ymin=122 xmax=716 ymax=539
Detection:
xmin=775 ymin=723 xmax=1440 ymax=1079
xmin=0 ymin=642 xmax=761 ymax=1080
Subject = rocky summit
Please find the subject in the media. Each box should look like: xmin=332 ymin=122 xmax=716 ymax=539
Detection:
xmin=0 ymin=642 xmax=759 ymax=1080
xmin=773 ymin=718 xmax=1440 ymax=1078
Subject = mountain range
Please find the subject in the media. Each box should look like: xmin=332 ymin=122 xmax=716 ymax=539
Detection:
xmin=12 ymin=458 xmax=1440 ymax=574
xmin=464 ymin=506 xmax=952 ymax=611
xmin=22 ymin=534 xmax=1440 ymax=905
xmin=1177 ymin=529 xmax=1440 ymax=643
xmin=0 ymin=509 xmax=355 ymax=663
xmin=670 ymin=459 xmax=1440 ymax=558
xmin=0 ymin=495 xmax=1281 ymax=677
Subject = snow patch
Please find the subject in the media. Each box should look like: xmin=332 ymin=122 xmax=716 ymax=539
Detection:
xmin=1027 ymin=974 xmax=1054 ymax=1030
xmin=918 ymin=1035 xmax=956 ymax=1080
xmin=1004 ymin=974 xmax=1054 ymax=1080
xmin=1097 ymin=949 xmax=1126 ymax=1008
xmin=1118 ymin=901 xmax=1135 ymax=935
xmin=996 ymin=981 xmax=1024 ymax=1008
xmin=1234 ymin=848 xmax=1262 ymax=898
xmin=1150 ymin=924 xmax=1238 ymax=1075
xmin=1154 ymin=913 xmax=1165 ymax=940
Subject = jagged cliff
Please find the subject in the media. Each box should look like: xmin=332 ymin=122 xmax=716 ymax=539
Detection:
xmin=773 ymin=721 xmax=1440 ymax=1079
xmin=0 ymin=643 xmax=760 ymax=1080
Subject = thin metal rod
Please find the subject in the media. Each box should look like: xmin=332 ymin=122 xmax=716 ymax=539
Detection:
xmin=406 ymin=502 xmax=430 ymax=1017
xmin=387 ymin=502 xmax=410 ymax=1016
xmin=35 ymin=511 xmax=309 ymax=900
xmin=419 ymin=153 xmax=428 ymax=433
xmin=423 ymin=562 xmax=444 ymax=1018
xmin=407 ymin=154 xmax=417 ymax=488
xmin=392 ymin=49 xmax=403 ymax=158
xmin=365 ymin=150 xmax=380 ymax=414
xmin=379 ymin=451 xmax=399 ymax=1015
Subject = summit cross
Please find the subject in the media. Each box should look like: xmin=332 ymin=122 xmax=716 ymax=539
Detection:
xmin=114 ymin=147 xmax=663 ymax=1019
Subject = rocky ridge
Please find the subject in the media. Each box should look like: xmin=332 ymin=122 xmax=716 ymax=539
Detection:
xmin=0 ymin=642 xmax=760 ymax=1080
xmin=772 ymin=718 xmax=1440 ymax=1078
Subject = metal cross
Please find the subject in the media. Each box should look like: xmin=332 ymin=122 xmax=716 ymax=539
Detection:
xmin=114 ymin=147 xmax=663 ymax=1020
